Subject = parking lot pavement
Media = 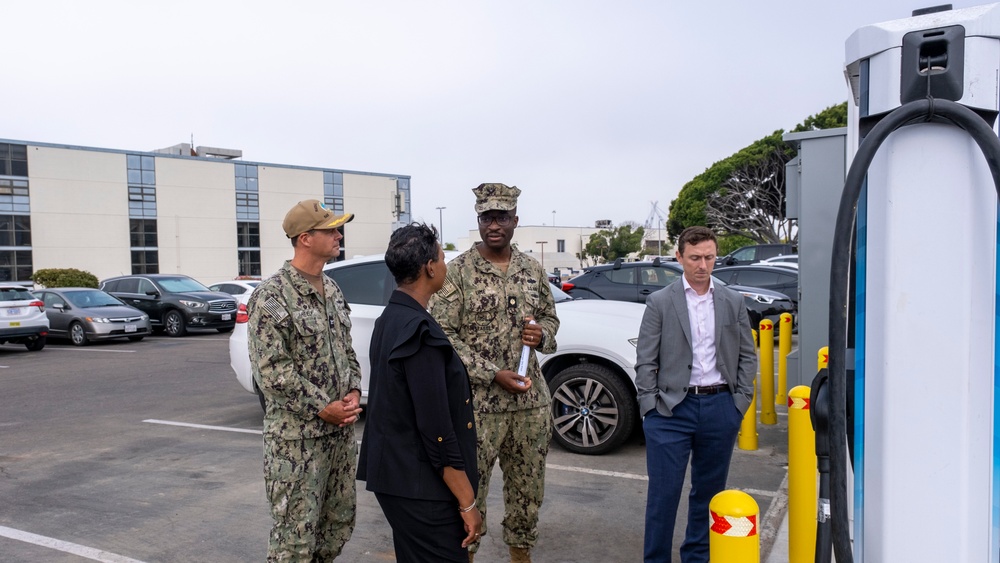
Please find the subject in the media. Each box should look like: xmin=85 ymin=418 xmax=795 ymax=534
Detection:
xmin=0 ymin=333 xmax=789 ymax=562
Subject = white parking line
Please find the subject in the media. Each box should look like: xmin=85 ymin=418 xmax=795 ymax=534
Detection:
xmin=143 ymin=419 xmax=262 ymax=435
xmin=42 ymin=348 xmax=136 ymax=354
xmin=546 ymin=463 xmax=648 ymax=481
xmin=0 ymin=525 xmax=147 ymax=563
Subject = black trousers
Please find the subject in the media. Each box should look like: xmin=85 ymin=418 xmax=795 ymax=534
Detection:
xmin=374 ymin=492 xmax=468 ymax=563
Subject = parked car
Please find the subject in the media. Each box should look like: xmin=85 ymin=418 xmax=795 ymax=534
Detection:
xmin=33 ymin=288 xmax=150 ymax=346
xmin=716 ymin=243 xmax=796 ymax=266
xmin=561 ymin=258 xmax=795 ymax=331
xmin=230 ymin=253 xmax=647 ymax=455
xmin=759 ymin=254 xmax=798 ymax=268
xmin=208 ymin=280 xmax=260 ymax=305
xmin=713 ymin=264 xmax=799 ymax=306
xmin=0 ymin=284 xmax=48 ymax=351
xmin=100 ymin=274 xmax=238 ymax=337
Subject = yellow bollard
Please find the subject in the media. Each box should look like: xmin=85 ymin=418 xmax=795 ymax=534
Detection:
xmin=787 ymin=385 xmax=817 ymax=563
xmin=739 ymin=329 xmax=759 ymax=450
xmin=817 ymin=346 xmax=829 ymax=370
xmin=710 ymin=490 xmax=760 ymax=563
xmin=776 ymin=313 xmax=793 ymax=406
xmin=739 ymin=378 xmax=758 ymax=451
xmin=758 ymin=319 xmax=776 ymax=425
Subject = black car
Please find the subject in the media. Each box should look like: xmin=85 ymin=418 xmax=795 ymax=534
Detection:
xmin=100 ymin=274 xmax=237 ymax=336
xmin=713 ymin=264 xmax=799 ymax=306
xmin=561 ymin=258 xmax=795 ymax=331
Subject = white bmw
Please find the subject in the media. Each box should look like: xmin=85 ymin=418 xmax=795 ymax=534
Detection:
xmin=230 ymin=253 xmax=646 ymax=455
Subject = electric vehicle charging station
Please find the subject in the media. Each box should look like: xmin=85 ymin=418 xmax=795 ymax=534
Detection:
xmin=821 ymin=4 xmax=1000 ymax=562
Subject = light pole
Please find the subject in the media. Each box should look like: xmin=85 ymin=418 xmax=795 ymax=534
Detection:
xmin=552 ymin=210 xmax=556 ymax=226
xmin=537 ymin=241 xmax=548 ymax=272
xmin=436 ymin=206 xmax=446 ymax=243
xmin=658 ymin=218 xmax=662 ymax=255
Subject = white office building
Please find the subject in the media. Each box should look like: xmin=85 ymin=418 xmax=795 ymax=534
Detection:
xmin=0 ymin=139 xmax=410 ymax=285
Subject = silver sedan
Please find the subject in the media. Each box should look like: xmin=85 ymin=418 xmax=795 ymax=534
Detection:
xmin=34 ymin=288 xmax=151 ymax=346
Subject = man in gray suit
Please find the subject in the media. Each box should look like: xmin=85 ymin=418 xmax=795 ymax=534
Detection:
xmin=636 ymin=226 xmax=756 ymax=563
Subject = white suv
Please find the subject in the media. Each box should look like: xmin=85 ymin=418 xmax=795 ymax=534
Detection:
xmin=230 ymin=253 xmax=647 ymax=455
xmin=0 ymin=284 xmax=49 ymax=351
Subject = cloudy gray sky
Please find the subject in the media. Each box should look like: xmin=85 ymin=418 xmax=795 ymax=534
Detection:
xmin=5 ymin=0 xmax=960 ymax=240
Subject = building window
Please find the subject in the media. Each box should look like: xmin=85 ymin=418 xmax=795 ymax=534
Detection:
xmin=323 ymin=171 xmax=344 ymax=215
xmin=0 ymin=215 xmax=31 ymax=247
xmin=0 ymin=250 xmax=32 ymax=282
xmin=0 ymin=143 xmax=28 ymax=177
xmin=238 ymin=250 xmax=261 ymax=277
xmin=0 ymin=179 xmax=30 ymax=214
xmin=237 ymin=222 xmax=261 ymax=276
xmin=396 ymin=177 xmax=411 ymax=223
xmin=557 ymin=239 xmax=565 ymax=253
xmin=127 ymin=154 xmax=158 ymax=273
xmin=235 ymin=164 xmax=259 ymax=220
xmin=131 ymin=250 xmax=159 ymax=274
xmin=130 ymin=219 xmax=158 ymax=247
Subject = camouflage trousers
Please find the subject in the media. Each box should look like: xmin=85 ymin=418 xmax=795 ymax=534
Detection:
xmin=263 ymin=429 xmax=357 ymax=562
xmin=469 ymin=406 xmax=552 ymax=553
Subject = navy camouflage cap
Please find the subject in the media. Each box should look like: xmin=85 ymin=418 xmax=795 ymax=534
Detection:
xmin=473 ymin=183 xmax=520 ymax=214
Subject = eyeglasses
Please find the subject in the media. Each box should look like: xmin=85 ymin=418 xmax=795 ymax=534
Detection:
xmin=477 ymin=214 xmax=513 ymax=227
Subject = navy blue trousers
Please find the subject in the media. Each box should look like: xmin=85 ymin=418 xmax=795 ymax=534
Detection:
xmin=642 ymin=392 xmax=742 ymax=563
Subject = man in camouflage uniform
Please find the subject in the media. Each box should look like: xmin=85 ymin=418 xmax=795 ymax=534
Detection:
xmin=249 ymin=199 xmax=363 ymax=562
xmin=430 ymin=183 xmax=560 ymax=563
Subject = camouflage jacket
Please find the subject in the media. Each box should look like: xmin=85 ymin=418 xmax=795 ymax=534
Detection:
xmin=248 ymin=261 xmax=362 ymax=439
xmin=430 ymin=244 xmax=559 ymax=413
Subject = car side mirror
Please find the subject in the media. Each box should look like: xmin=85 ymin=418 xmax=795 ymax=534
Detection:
xmin=145 ymin=290 xmax=159 ymax=297
xmin=53 ymin=303 xmax=64 ymax=311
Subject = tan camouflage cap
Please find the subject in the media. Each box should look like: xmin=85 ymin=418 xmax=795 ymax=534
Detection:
xmin=473 ymin=183 xmax=520 ymax=214
xmin=282 ymin=199 xmax=354 ymax=238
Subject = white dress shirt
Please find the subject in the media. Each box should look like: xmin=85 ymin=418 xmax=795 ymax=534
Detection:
xmin=682 ymin=276 xmax=725 ymax=387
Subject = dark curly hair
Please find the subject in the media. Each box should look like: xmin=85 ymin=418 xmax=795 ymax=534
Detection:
xmin=385 ymin=223 xmax=440 ymax=285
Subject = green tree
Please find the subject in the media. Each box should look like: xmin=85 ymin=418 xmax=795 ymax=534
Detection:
xmin=582 ymin=222 xmax=645 ymax=263
xmin=667 ymin=102 xmax=848 ymax=243
xmin=31 ymin=268 xmax=99 ymax=288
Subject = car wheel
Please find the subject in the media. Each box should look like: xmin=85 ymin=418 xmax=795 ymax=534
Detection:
xmin=549 ymin=364 xmax=636 ymax=455
xmin=217 ymin=327 xmax=234 ymax=333
xmin=25 ymin=336 xmax=45 ymax=351
xmin=127 ymin=336 xmax=144 ymax=342
xmin=164 ymin=310 xmax=187 ymax=337
xmin=69 ymin=322 xmax=89 ymax=346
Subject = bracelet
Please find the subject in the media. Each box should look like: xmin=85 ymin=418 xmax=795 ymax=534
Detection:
xmin=459 ymin=502 xmax=477 ymax=513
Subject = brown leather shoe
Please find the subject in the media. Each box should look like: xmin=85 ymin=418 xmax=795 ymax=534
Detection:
xmin=509 ymin=546 xmax=531 ymax=563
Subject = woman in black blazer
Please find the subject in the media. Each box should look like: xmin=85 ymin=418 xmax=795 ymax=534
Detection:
xmin=357 ymin=223 xmax=482 ymax=562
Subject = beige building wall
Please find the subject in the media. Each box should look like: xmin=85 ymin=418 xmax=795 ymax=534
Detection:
xmin=156 ymin=157 xmax=238 ymax=283
xmin=256 ymin=165 xmax=325 ymax=278
xmin=29 ymin=146 xmax=132 ymax=279
xmin=342 ymin=174 xmax=398 ymax=259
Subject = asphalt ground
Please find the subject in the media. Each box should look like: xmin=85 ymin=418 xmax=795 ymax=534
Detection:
xmin=0 ymin=331 xmax=789 ymax=562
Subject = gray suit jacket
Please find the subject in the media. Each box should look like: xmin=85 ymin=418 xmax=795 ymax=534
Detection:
xmin=635 ymin=279 xmax=756 ymax=418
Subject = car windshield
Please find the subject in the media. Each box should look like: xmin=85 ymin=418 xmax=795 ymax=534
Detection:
xmin=65 ymin=290 xmax=124 ymax=308
xmin=549 ymin=283 xmax=573 ymax=303
xmin=157 ymin=277 xmax=210 ymax=293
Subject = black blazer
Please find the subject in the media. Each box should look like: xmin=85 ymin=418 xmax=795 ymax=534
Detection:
xmin=357 ymin=291 xmax=478 ymax=501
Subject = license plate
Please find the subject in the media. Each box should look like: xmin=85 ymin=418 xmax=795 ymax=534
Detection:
xmin=7 ymin=308 xmax=21 ymax=316
xmin=9 ymin=321 xmax=19 ymax=327
xmin=124 ymin=324 xmax=137 ymax=333
xmin=222 ymin=313 xmax=231 ymax=321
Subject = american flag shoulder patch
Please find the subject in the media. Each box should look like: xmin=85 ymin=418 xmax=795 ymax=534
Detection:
xmin=261 ymin=297 xmax=288 ymax=322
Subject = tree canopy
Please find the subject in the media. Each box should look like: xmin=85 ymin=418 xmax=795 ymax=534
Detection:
xmin=667 ymin=102 xmax=848 ymax=244
xmin=581 ymin=222 xmax=645 ymax=264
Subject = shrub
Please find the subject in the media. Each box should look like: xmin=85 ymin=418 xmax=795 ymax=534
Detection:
xmin=31 ymin=268 xmax=100 ymax=288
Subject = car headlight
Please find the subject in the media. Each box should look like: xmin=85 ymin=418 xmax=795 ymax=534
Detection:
xmin=740 ymin=291 xmax=776 ymax=304
xmin=180 ymin=300 xmax=206 ymax=309
xmin=85 ymin=317 xmax=111 ymax=323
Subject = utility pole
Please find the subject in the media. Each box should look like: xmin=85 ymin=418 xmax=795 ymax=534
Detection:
xmin=552 ymin=210 xmax=556 ymax=226
xmin=537 ymin=241 xmax=548 ymax=272
xmin=436 ymin=206 xmax=446 ymax=243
